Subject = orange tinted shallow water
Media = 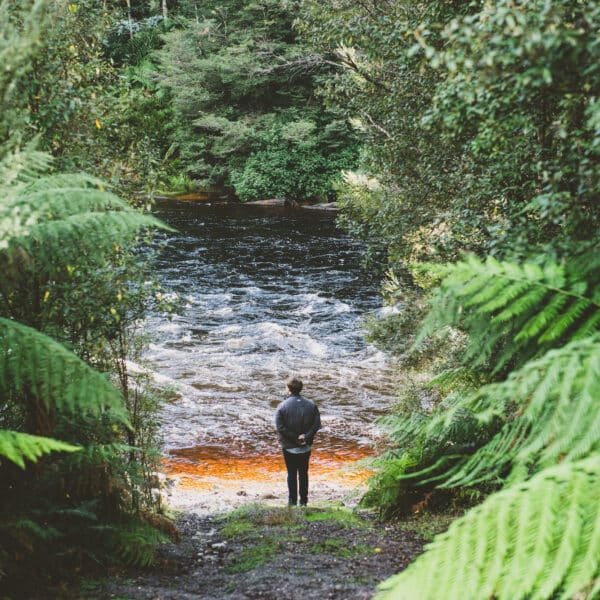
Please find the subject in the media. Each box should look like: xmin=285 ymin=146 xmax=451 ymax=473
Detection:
xmin=163 ymin=443 xmax=374 ymax=490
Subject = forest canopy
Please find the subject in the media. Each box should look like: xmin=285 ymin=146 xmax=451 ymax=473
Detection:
xmin=1 ymin=0 xmax=599 ymax=598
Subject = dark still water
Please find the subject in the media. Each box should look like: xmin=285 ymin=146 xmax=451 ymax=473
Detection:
xmin=146 ymin=202 xmax=396 ymax=474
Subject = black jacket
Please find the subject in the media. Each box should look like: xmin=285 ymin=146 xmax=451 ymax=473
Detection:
xmin=275 ymin=395 xmax=321 ymax=450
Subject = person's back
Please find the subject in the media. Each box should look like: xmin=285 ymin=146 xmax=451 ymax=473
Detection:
xmin=275 ymin=377 xmax=321 ymax=506
xmin=275 ymin=394 xmax=320 ymax=450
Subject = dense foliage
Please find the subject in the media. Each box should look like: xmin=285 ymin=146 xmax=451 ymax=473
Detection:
xmin=299 ymin=0 xmax=600 ymax=263
xmin=298 ymin=0 xmax=600 ymax=598
xmin=0 ymin=1 xmax=175 ymax=590
xmin=4 ymin=0 xmax=600 ymax=597
xmin=154 ymin=0 xmax=359 ymax=201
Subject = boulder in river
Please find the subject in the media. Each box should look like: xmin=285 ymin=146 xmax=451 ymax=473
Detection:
xmin=302 ymin=202 xmax=338 ymax=211
xmin=244 ymin=198 xmax=291 ymax=206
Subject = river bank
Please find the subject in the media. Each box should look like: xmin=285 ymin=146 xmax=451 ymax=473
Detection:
xmin=162 ymin=443 xmax=374 ymax=515
xmin=165 ymin=470 xmax=368 ymax=515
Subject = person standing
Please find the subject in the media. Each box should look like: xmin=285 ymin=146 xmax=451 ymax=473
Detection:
xmin=275 ymin=377 xmax=321 ymax=507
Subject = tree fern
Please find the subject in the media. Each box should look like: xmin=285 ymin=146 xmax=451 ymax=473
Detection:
xmin=418 ymin=253 xmax=600 ymax=375
xmin=0 ymin=317 xmax=129 ymax=423
xmin=375 ymin=252 xmax=600 ymax=596
xmin=1 ymin=174 xmax=173 ymax=278
xmin=398 ymin=334 xmax=600 ymax=490
xmin=0 ymin=430 xmax=80 ymax=469
xmin=0 ymin=146 xmax=53 ymax=190
xmin=377 ymin=456 xmax=600 ymax=600
xmin=93 ymin=520 xmax=169 ymax=567
xmin=388 ymin=334 xmax=600 ymax=494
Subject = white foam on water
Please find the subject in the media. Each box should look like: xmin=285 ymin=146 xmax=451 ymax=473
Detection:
xmin=205 ymin=306 xmax=235 ymax=318
xmin=152 ymin=320 xmax=185 ymax=333
xmin=333 ymin=301 xmax=352 ymax=313
xmin=215 ymin=324 xmax=243 ymax=335
xmin=145 ymin=204 xmax=398 ymax=454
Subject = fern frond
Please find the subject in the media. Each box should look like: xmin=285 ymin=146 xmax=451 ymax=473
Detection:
xmin=17 ymin=211 xmax=166 ymax=260
xmin=426 ymin=334 xmax=600 ymax=488
xmin=418 ymin=254 xmax=600 ymax=375
xmin=11 ymin=186 xmax=130 ymax=219
xmin=63 ymin=443 xmax=137 ymax=469
xmin=376 ymin=456 xmax=600 ymax=600
xmin=94 ymin=521 xmax=168 ymax=567
xmin=377 ymin=411 xmax=431 ymax=448
xmin=0 ymin=430 xmax=80 ymax=469
xmin=3 ymin=518 xmax=62 ymax=542
xmin=0 ymin=318 xmax=129 ymax=424
xmin=0 ymin=147 xmax=53 ymax=188
xmin=1 ymin=170 xmax=174 ymax=270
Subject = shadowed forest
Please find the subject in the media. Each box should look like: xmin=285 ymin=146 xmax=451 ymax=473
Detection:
xmin=1 ymin=1 xmax=599 ymax=599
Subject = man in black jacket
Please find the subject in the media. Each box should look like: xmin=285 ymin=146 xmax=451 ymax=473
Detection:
xmin=275 ymin=377 xmax=321 ymax=507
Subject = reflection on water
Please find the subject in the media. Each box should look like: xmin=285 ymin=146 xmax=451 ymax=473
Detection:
xmin=147 ymin=202 xmax=396 ymax=480
xmin=163 ymin=442 xmax=373 ymax=489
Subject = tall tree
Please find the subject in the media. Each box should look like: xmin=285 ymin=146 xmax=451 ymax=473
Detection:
xmin=155 ymin=0 xmax=359 ymax=201
xmin=298 ymin=0 xmax=599 ymax=264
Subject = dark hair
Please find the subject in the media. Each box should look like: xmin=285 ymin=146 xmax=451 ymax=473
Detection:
xmin=286 ymin=377 xmax=303 ymax=395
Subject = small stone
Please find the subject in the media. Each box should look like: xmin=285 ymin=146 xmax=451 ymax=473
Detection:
xmin=260 ymin=493 xmax=277 ymax=500
xmin=211 ymin=541 xmax=227 ymax=550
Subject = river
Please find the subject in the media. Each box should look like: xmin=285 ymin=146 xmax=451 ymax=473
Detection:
xmin=146 ymin=201 xmax=396 ymax=503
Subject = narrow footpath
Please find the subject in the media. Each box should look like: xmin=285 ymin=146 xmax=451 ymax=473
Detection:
xmin=95 ymin=504 xmax=426 ymax=600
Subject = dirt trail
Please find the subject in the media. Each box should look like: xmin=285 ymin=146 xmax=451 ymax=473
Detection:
xmin=95 ymin=505 xmax=425 ymax=600
xmin=88 ymin=461 xmax=428 ymax=599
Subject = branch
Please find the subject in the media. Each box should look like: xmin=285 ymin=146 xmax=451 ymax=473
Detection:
xmin=335 ymin=48 xmax=392 ymax=92
xmin=362 ymin=111 xmax=393 ymax=138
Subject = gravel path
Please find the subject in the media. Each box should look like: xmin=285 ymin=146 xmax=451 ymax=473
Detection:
xmin=96 ymin=506 xmax=425 ymax=600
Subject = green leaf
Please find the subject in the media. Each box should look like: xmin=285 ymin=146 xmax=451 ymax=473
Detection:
xmin=377 ymin=457 xmax=600 ymax=600
xmin=0 ymin=430 xmax=80 ymax=469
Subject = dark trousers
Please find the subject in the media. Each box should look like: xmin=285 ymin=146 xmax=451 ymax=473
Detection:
xmin=282 ymin=449 xmax=311 ymax=506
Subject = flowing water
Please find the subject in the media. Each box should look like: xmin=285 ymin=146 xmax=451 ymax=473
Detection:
xmin=146 ymin=202 xmax=397 ymax=489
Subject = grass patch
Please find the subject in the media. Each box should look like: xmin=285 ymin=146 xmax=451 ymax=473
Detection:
xmin=220 ymin=518 xmax=256 ymax=539
xmin=304 ymin=507 xmax=367 ymax=529
xmin=402 ymin=509 xmax=463 ymax=541
xmin=220 ymin=503 xmax=376 ymax=573
xmin=310 ymin=538 xmax=375 ymax=558
xmin=220 ymin=504 xmax=305 ymax=536
xmin=226 ymin=540 xmax=279 ymax=573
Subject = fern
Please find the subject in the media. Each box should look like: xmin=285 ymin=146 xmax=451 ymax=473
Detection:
xmin=0 ymin=430 xmax=80 ymax=469
xmin=0 ymin=147 xmax=54 ymax=189
xmin=418 ymin=253 xmax=600 ymax=375
xmin=376 ymin=456 xmax=600 ymax=600
xmin=0 ymin=317 xmax=129 ymax=423
xmin=93 ymin=520 xmax=168 ymax=567
xmin=5 ymin=518 xmax=62 ymax=543
xmin=375 ymin=251 xmax=600 ymax=597
xmin=1 ymin=174 xmax=173 ymax=276
xmin=399 ymin=334 xmax=600 ymax=489
xmin=63 ymin=443 xmax=138 ymax=469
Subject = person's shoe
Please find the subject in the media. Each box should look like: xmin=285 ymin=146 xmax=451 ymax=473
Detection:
xmin=299 ymin=503 xmax=307 ymax=508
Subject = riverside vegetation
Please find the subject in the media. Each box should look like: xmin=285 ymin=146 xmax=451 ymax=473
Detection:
xmin=1 ymin=1 xmax=599 ymax=599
